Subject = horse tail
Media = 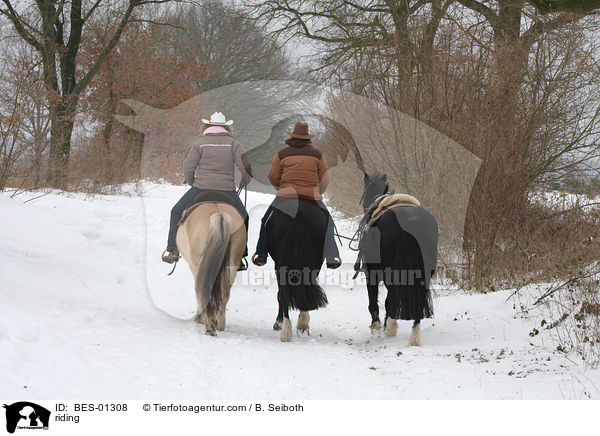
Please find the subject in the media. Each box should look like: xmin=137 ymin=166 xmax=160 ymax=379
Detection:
xmin=394 ymin=231 xmax=434 ymax=320
xmin=196 ymin=212 xmax=232 ymax=318
xmin=276 ymin=208 xmax=328 ymax=312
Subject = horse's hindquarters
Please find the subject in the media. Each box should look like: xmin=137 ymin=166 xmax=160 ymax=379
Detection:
xmin=267 ymin=202 xmax=329 ymax=313
xmin=369 ymin=210 xmax=436 ymax=321
xmin=177 ymin=203 xmax=246 ymax=334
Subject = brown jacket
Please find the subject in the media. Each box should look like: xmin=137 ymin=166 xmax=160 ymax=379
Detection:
xmin=183 ymin=132 xmax=252 ymax=191
xmin=268 ymin=141 xmax=329 ymax=200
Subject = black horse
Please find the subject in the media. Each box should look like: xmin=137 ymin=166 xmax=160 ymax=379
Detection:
xmin=357 ymin=173 xmax=438 ymax=345
xmin=266 ymin=198 xmax=329 ymax=341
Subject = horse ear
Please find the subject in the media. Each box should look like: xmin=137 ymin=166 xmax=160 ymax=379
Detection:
xmin=364 ymin=173 xmax=370 ymax=183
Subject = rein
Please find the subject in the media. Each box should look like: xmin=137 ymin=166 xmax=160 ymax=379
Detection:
xmin=236 ymin=184 xmax=248 ymax=208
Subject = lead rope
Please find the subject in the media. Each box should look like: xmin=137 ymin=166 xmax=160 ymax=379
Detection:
xmin=333 ymin=222 xmax=360 ymax=250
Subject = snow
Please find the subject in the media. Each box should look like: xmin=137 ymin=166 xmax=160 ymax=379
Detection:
xmin=1 ymin=183 xmax=599 ymax=399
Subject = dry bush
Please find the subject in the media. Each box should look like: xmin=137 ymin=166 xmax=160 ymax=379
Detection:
xmin=65 ymin=134 xmax=141 ymax=194
xmin=467 ymin=195 xmax=600 ymax=289
xmin=516 ymin=259 xmax=600 ymax=367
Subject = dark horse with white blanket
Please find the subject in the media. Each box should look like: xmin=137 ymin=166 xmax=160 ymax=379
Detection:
xmin=355 ymin=173 xmax=438 ymax=345
xmin=266 ymin=197 xmax=329 ymax=342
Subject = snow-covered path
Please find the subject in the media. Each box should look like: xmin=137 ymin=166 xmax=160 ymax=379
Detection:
xmin=1 ymin=183 xmax=599 ymax=399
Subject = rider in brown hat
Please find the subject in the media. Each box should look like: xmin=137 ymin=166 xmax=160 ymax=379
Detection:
xmin=252 ymin=122 xmax=341 ymax=269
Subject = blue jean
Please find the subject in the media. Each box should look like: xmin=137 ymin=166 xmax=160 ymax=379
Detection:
xmin=255 ymin=197 xmax=339 ymax=258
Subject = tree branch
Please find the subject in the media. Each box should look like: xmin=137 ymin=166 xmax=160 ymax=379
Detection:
xmin=73 ymin=0 xmax=137 ymax=95
xmin=526 ymin=0 xmax=600 ymax=14
xmin=0 ymin=0 xmax=42 ymax=51
xmin=521 ymin=12 xmax=581 ymax=47
xmin=83 ymin=0 xmax=103 ymax=22
xmin=455 ymin=0 xmax=499 ymax=32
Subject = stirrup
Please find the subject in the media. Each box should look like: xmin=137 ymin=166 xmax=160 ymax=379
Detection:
xmin=326 ymin=257 xmax=342 ymax=269
xmin=252 ymin=253 xmax=267 ymax=267
xmin=161 ymin=249 xmax=180 ymax=264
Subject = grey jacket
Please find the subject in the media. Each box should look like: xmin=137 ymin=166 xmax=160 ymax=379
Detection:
xmin=183 ymin=133 xmax=252 ymax=191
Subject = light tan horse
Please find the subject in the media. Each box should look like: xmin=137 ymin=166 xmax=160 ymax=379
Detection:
xmin=176 ymin=202 xmax=246 ymax=335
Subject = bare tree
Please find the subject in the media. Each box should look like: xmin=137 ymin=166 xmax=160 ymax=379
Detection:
xmin=0 ymin=0 xmax=186 ymax=186
xmin=249 ymin=0 xmax=600 ymax=289
xmin=167 ymin=1 xmax=292 ymax=90
xmin=446 ymin=1 xmax=599 ymax=285
xmin=0 ymin=63 xmax=29 ymax=190
xmin=527 ymin=0 xmax=600 ymax=14
xmin=248 ymin=0 xmax=452 ymax=110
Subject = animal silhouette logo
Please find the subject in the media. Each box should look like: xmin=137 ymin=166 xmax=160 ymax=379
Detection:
xmin=3 ymin=402 xmax=50 ymax=434
xmin=115 ymin=80 xmax=481 ymax=247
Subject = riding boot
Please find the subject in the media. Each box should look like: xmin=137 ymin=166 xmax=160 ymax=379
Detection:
xmin=162 ymin=248 xmax=180 ymax=264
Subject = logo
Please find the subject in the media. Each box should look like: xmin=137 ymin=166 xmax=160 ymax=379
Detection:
xmin=3 ymin=402 xmax=50 ymax=434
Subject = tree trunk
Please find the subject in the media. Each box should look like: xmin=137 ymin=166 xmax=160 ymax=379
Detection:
xmin=464 ymin=0 xmax=531 ymax=288
xmin=48 ymin=97 xmax=77 ymax=187
xmin=32 ymin=136 xmax=44 ymax=187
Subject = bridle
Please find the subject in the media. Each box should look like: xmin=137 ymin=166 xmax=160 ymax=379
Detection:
xmin=334 ymin=178 xmax=390 ymax=251
xmin=360 ymin=179 xmax=390 ymax=210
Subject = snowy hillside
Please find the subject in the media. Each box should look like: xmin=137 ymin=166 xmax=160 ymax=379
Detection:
xmin=1 ymin=183 xmax=599 ymax=399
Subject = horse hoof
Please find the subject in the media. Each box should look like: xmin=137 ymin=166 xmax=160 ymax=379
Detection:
xmin=370 ymin=321 xmax=382 ymax=335
xmin=384 ymin=319 xmax=398 ymax=337
xmin=273 ymin=320 xmax=283 ymax=331
xmin=296 ymin=328 xmax=310 ymax=336
xmin=409 ymin=323 xmax=421 ymax=346
xmin=296 ymin=312 xmax=310 ymax=336
xmin=205 ymin=330 xmax=217 ymax=336
xmin=280 ymin=319 xmax=292 ymax=342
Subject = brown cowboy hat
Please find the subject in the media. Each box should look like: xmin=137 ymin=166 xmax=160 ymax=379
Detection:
xmin=288 ymin=122 xmax=314 ymax=139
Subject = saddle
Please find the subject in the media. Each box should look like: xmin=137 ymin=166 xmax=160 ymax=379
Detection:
xmin=367 ymin=193 xmax=420 ymax=227
xmin=178 ymin=191 xmax=238 ymax=226
xmin=353 ymin=193 xmax=421 ymax=274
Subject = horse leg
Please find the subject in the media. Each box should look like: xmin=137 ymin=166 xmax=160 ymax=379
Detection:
xmin=217 ymin=272 xmax=233 ymax=332
xmin=297 ymin=311 xmax=310 ymax=335
xmin=366 ymin=271 xmax=382 ymax=333
xmin=203 ymin=306 xmax=218 ymax=336
xmin=384 ymin=317 xmax=398 ymax=337
xmin=205 ymin=319 xmax=217 ymax=336
xmin=215 ymin=293 xmax=228 ymax=332
xmin=280 ymin=306 xmax=292 ymax=342
xmin=383 ymin=284 xmax=400 ymax=337
xmin=409 ymin=319 xmax=422 ymax=346
xmin=216 ymin=308 xmax=226 ymax=331
xmin=273 ymin=290 xmax=284 ymax=331
xmin=194 ymin=281 xmax=206 ymax=325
